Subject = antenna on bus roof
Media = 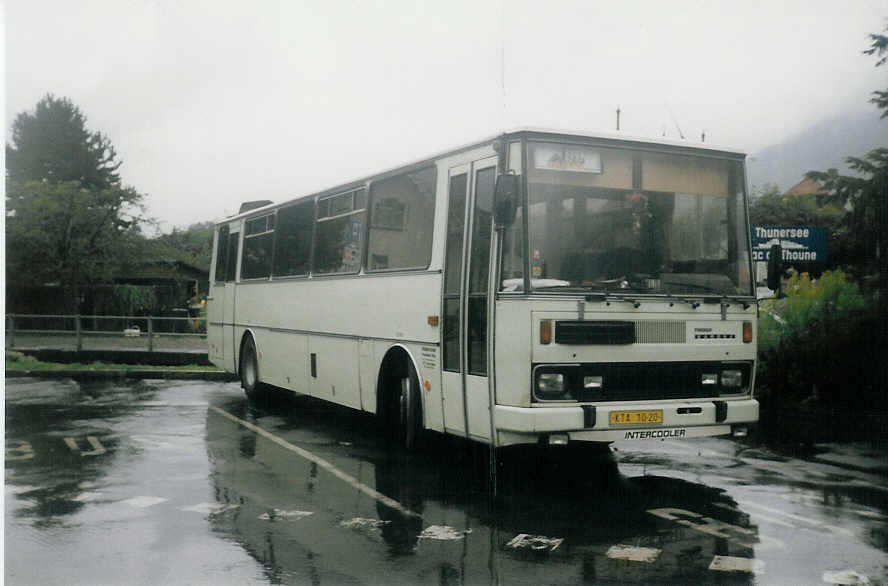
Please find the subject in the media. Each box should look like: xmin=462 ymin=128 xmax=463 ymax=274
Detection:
xmin=669 ymin=112 xmax=685 ymax=140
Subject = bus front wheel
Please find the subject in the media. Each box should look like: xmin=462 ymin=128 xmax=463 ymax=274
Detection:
xmin=388 ymin=362 xmax=422 ymax=450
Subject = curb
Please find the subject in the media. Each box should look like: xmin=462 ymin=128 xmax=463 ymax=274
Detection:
xmin=6 ymin=369 xmax=238 ymax=382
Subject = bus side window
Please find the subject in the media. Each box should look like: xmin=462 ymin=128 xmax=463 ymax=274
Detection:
xmin=366 ymin=167 xmax=437 ymax=271
xmin=214 ymin=225 xmax=230 ymax=282
xmin=242 ymin=215 xmax=275 ymax=280
xmin=313 ymin=189 xmax=365 ymax=275
xmin=273 ymin=200 xmax=313 ymax=277
xmin=225 ymin=231 xmax=239 ymax=282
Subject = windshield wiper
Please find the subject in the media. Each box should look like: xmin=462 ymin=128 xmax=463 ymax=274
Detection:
xmin=533 ymin=285 xmax=595 ymax=293
xmin=583 ymin=292 xmax=643 ymax=308
xmin=701 ymin=294 xmax=753 ymax=310
xmin=665 ymin=294 xmax=701 ymax=309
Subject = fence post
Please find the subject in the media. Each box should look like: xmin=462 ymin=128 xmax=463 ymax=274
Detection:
xmin=75 ymin=315 xmax=83 ymax=352
xmin=147 ymin=316 xmax=154 ymax=352
xmin=8 ymin=314 xmax=15 ymax=349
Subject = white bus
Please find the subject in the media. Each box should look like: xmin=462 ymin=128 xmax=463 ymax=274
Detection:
xmin=208 ymin=129 xmax=759 ymax=449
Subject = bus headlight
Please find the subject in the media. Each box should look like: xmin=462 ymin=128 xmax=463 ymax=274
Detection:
xmin=537 ymin=373 xmax=565 ymax=394
xmin=533 ymin=367 xmax=577 ymax=401
xmin=720 ymin=369 xmax=743 ymax=389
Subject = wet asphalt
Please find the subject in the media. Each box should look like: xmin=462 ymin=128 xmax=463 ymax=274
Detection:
xmin=5 ymin=378 xmax=887 ymax=585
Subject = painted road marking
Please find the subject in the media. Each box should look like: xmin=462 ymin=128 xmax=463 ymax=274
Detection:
xmin=738 ymin=500 xmax=854 ymax=536
xmin=258 ymin=509 xmax=313 ymax=521
xmin=181 ymin=502 xmax=240 ymax=515
xmin=136 ymin=401 xmax=210 ymax=407
xmin=340 ymin=517 xmax=391 ymax=530
xmin=209 ymin=406 xmax=420 ymax=518
xmin=64 ymin=436 xmax=106 ymax=456
xmin=647 ymin=508 xmax=755 ymax=547
xmin=709 ymin=555 xmax=765 ymax=574
xmin=73 ymin=492 xmax=104 ymax=503
xmin=506 ymin=534 xmax=564 ymax=552
xmin=5 ymin=439 xmax=34 ymax=461
xmin=419 ymin=525 xmax=472 ymax=541
xmin=822 ymin=569 xmax=872 ymax=585
xmin=606 ymin=545 xmax=661 ymax=563
xmin=122 ymin=496 xmax=169 ymax=509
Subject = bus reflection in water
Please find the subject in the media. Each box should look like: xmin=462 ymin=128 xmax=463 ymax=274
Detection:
xmin=204 ymin=397 xmax=760 ymax=584
xmin=207 ymin=129 xmax=759 ymax=452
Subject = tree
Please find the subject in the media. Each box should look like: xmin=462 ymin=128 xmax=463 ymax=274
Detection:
xmin=806 ymin=25 xmax=888 ymax=295
xmin=5 ymin=96 xmax=145 ymax=312
xmin=864 ymin=26 xmax=888 ymax=116
xmin=151 ymin=222 xmax=215 ymax=271
xmin=748 ymin=183 xmax=845 ymax=276
xmin=6 ymin=94 xmax=121 ymax=193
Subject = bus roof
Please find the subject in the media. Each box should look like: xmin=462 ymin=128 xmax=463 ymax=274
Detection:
xmin=217 ymin=127 xmax=747 ymax=224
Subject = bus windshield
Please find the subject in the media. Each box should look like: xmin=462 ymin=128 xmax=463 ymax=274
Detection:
xmin=503 ymin=141 xmax=753 ymax=296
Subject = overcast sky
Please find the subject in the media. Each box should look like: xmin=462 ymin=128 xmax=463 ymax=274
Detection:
xmin=5 ymin=1 xmax=886 ymax=232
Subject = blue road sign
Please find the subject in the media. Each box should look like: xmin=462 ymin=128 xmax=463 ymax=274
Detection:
xmin=751 ymin=226 xmax=828 ymax=263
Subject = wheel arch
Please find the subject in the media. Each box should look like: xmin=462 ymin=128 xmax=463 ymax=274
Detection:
xmin=375 ymin=343 xmax=424 ymax=421
xmin=237 ymin=328 xmax=261 ymax=378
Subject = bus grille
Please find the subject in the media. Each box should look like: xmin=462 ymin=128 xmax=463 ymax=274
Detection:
xmin=635 ymin=320 xmax=686 ymax=343
xmin=570 ymin=362 xmax=749 ymax=402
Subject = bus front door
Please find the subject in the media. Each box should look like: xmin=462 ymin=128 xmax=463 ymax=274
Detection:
xmin=441 ymin=156 xmax=497 ymax=442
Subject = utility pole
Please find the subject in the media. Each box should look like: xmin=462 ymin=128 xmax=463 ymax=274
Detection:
xmin=616 ymin=106 xmax=620 ymax=131
xmin=701 ymin=130 xmax=706 ymax=143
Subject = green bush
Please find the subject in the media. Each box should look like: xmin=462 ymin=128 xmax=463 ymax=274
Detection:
xmin=758 ymin=270 xmax=866 ymax=353
xmin=757 ymin=270 xmax=882 ymax=409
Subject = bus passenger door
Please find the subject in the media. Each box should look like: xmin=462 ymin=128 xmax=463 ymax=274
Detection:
xmin=222 ymin=229 xmax=240 ymax=373
xmin=441 ymin=157 xmax=497 ymax=441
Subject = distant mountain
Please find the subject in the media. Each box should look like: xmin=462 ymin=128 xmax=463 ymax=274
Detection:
xmin=748 ymin=109 xmax=887 ymax=193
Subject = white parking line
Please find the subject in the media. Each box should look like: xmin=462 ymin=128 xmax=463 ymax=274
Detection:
xmin=340 ymin=517 xmax=391 ymax=530
xmin=181 ymin=503 xmax=240 ymax=515
xmin=121 ymin=496 xmax=169 ymax=509
xmin=209 ymin=406 xmax=420 ymax=519
xmin=506 ymin=534 xmax=563 ymax=552
xmin=709 ymin=555 xmax=765 ymax=575
xmin=606 ymin=545 xmax=661 ymax=563
xmin=258 ymin=509 xmax=313 ymax=521
xmin=822 ymin=569 xmax=872 ymax=585
xmin=64 ymin=436 xmax=106 ymax=457
xmin=737 ymin=500 xmax=823 ymax=526
xmin=419 ymin=526 xmax=472 ymax=541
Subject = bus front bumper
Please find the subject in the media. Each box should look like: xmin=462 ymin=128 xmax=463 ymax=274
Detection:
xmin=494 ymin=398 xmax=758 ymax=447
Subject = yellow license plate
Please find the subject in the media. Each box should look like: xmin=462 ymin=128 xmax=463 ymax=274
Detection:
xmin=610 ymin=410 xmax=663 ymax=425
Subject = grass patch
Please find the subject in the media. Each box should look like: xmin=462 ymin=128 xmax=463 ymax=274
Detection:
xmin=6 ymin=352 xmax=222 ymax=372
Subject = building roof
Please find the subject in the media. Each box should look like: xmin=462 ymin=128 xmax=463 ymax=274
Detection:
xmin=785 ymin=177 xmax=827 ymax=196
xmin=117 ymin=259 xmax=208 ymax=282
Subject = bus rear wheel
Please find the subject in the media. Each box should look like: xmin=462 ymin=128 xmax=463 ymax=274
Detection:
xmin=240 ymin=336 xmax=266 ymax=401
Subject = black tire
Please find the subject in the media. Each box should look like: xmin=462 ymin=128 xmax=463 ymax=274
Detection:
xmin=391 ymin=362 xmax=422 ymax=451
xmin=240 ymin=336 xmax=266 ymax=401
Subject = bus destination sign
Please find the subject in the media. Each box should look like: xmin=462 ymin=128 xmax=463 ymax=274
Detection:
xmin=751 ymin=225 xmax=827 ymax=263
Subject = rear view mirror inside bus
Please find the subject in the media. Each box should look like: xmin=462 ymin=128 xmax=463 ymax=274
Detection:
xmin=494 ymin=173 xmax=520 ymax=227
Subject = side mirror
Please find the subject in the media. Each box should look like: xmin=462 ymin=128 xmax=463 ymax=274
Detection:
xmin=494 ymin=173 xmax=520 ymax=227
xmin=766 ymin=243 xmax=783 ymax=292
